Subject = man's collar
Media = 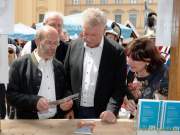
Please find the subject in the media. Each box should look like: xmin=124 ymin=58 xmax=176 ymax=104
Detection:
xmin=33 ymin=49 xmax=52 ymax=64
xmin=84 ymin=36 xmax=104 ymax=49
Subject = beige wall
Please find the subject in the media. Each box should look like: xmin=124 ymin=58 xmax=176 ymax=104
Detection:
xmin=14 ymin=0 xmax=157 ymax=35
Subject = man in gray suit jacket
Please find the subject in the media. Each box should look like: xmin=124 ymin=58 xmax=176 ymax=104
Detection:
xmin=7 ymin=26 xmax=73 ymax=119
xmin=64 ymin=8 xmax=127 ymax=123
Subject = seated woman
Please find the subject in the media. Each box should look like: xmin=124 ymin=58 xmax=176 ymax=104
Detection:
xmin=124 ymin=37 xmax=168 ymax=115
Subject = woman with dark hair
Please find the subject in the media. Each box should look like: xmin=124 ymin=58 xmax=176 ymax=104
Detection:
xmin=124 ymin=37 xmax=168 ymax=115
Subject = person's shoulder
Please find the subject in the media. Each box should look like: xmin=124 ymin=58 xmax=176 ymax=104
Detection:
xmin=21 ymin=41 xmax=32 ymax=56
xmin=11 ymin=54 xmax=31 ymax=68
xmin=156 ymin=64 xmax=168 ymax=75
xmin=151 ymin=64 xmax=168 ymax=81
xmin=53 ymin=58 xmax=63 ymax=65
xmin=53 ymin=58 xmax=65 ymax=74
xmin=60 ymin=40 xmax=68 ymax=47
xmin=70 ymin=38 xmax=83 ymax=46
xmin=23 ymin=41 xmax=32 ymax=48
xmin=53 ymin=58 xmax=64 ymax=69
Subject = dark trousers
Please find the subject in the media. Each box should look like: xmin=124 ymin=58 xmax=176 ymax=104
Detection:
xmin=78 ymin=106 xmax=96 ymax=119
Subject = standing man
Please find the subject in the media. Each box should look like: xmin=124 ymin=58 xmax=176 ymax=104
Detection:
xmin=64 ymin=8 xmax=127 ymax=123
xmin=7 ymin=26 xmax=72 ymax=119
xmin=21 ymin=11 xmax=68 ymax=64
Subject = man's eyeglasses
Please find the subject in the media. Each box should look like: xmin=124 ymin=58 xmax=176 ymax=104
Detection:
xmin=44 ymin=40 xmax=59 ymax=47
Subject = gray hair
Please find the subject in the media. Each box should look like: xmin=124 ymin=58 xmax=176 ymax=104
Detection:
xmin=43 ymin=11 xmax=64 ymax=24
xmin=82 ymin=8 xmax=107 ymax=28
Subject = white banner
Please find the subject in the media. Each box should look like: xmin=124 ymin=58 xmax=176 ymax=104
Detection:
xmin=0 ymin=0 xmax=14 ymax=83
xmin=156 ymin=0 xmax=173 ymax=47
xmin=0 ymin=0 xmax=14 ymax=34
xmin=0 ymin=35 xmax=8 ymax=84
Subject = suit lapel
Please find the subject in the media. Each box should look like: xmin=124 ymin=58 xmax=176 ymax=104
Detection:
xmin=95 ymin=37 xmax=110 ymax=93
xmin=52 ymin=59 xmax=63 ymax=100
xmin=77 ymin=40 xmax=85 ymax=93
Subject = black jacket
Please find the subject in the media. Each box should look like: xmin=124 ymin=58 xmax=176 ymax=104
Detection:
xmin=55 ymin=40 xmax=68 ymax=64
xmin=64 ymin=37 xmax=127 ymax=118
xmin=6 ymin=53 xmax=67 ymax=119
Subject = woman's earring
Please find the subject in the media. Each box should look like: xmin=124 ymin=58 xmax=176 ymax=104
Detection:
xmin=145 ymin=63 xmax=149 ymax=70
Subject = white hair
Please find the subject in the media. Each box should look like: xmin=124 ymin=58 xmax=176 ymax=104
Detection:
xmin=82 ymin=8 xmax=107 ymax=28
xmin=43 ymin=11 xmax=64 ymax=24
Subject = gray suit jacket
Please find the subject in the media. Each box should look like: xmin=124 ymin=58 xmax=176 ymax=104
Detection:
xmin=64 ymin=37 xmax=127 ymax=118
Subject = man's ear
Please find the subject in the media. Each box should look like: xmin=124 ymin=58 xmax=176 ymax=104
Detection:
xmin=35 ymin=39 xmax=41 ymax=46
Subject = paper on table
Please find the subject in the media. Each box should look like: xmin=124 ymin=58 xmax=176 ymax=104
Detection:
xmin=48 ymin=93 xmax=79 ymax=106
xmin=74 ymin=126 xmax=92 ymax=135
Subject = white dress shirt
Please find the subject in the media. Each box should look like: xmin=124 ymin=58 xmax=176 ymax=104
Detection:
xmin=34 ymin=50 xmax=57 ymax=119
xmin=80 ymin=37 xmax=104 ymax=107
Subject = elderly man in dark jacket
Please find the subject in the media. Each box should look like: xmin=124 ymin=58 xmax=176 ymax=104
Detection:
xmin=6 ymin=26 xmax=72 ymax=119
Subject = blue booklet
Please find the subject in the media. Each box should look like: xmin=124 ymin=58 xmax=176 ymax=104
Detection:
xmin=161 ymin=101 xmax=180 ymax=131
xmin=138 ymin=99 xmax=162 ymax=130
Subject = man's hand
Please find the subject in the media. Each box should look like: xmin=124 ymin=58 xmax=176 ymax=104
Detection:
xmin=60 ymin=99 xmax=73 ymax=111
xmin=100 ymin=111 xmax=117 ymax=124
xmin=37 ymin=97 xmax=49 ymax=112
xmin=65 ymin=110 xmax=74 ymax=119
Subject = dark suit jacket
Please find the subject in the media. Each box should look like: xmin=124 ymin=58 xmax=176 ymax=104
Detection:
xmin=55 ymin=40 xmax=68 ymax=64
xmin=6 ymin=53 xmax=67 ymax=119
xmin=64 ymin=37 xmax=127 ymax=118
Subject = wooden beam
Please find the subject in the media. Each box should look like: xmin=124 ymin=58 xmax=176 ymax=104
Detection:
xmin=168 ymin=0 xmax=180 ymax=100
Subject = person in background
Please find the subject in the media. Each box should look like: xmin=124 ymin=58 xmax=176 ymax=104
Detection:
xmin=124 ymin=37 xmax=168 ymax=115
xmin=64 ymin=8 xmax=127 ymax=123
xmin=6 ymin=25 xmax=73 ymax=119
xmin=111 ymin=22 xmax=124 ymax=45
xmin=8 ymin=44 xmax=17 ymax=67
xmin=144 ymin=12 xmax=157 ymax=37
xmin=7 ymin=44 xmax=18 ymax=119
xmin=21 ymin=11 xmax=68 ymax=63
xmin=105 ymin=29 xmax=119 ymax=43
xmin=8 ymin=38 xmax=21 ymax=57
